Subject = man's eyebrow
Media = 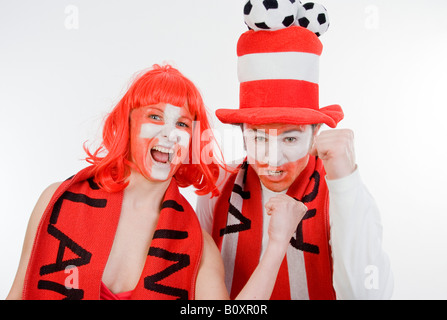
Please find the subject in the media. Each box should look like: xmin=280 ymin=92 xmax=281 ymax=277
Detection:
xmin=281 ymin=129 xmax=305 ymax=135
xmin=250 ymin=129 xmax=267 ymax=133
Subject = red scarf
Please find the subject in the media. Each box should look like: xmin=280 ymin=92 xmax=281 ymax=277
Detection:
xmin=23 ymin=166 xmax=203 ymax=300
xmin=212 ymin=156 xmax=335 ymax=300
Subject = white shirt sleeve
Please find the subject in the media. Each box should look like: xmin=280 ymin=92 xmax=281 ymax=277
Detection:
xmin=327 ymin=167 xmax=394 ymax=299
xmin=196 ymin=191 xmax=218 ymax=234
xmin=196 ymin=162 xmax=238 ymax=234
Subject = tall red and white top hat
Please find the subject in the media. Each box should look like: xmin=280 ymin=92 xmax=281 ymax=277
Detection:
xmin=216 ymin=1 xmax=343 ymax=128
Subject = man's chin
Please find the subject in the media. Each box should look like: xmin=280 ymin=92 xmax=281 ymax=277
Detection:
xmin=258 ymin=174 xmax=294 ymax=193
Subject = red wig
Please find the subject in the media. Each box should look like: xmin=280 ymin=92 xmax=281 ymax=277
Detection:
xmin=84 ymin=64 xmax=225 ymax=197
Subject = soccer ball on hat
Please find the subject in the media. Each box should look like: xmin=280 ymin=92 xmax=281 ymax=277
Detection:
xmin=296 ymin=2 xmax=330 ymax=37
xmin=244 ymin=0 xmax=301 ymax=31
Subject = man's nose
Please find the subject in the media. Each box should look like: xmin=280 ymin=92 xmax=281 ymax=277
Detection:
xmin=265 ymin=140 xmax=285 ymax=167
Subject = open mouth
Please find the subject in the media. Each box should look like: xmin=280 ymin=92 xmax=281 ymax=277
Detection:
xmin=267 ymin=170 xmax=283 ymax=176
xmin=150 ymin=145 xmax=174 ymax=164
xmin=257 ymin=167 xmax=288 ymax=181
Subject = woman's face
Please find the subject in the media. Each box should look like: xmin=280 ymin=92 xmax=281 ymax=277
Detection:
xmin=130 ymin=102 xmax=193 ymax=182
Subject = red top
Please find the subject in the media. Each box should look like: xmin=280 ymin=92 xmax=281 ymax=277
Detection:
xmin=100 ymin=282 xmax=132 ymax=300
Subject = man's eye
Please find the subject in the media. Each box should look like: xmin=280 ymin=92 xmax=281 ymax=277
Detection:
xmin=149 ymin=114 xmax=161 ymax=121
xmin=177 ymin=121 xmax=189 ymax=128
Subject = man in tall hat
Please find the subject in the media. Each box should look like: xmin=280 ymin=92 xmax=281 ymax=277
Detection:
xmin=197 ymin=1 xmax=393 ymax=299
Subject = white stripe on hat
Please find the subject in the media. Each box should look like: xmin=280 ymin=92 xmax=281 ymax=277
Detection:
xmin=238 ymin=51 xmax=320 ymax=84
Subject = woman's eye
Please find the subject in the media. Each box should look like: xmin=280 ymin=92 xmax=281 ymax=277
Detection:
xmin=177 ymin=121 xmax=189 ymax=128
xmin=255 ymin=136 xmax=267 ymax=142
xmin=149 ymin=114 xmax=161 ymax=121
xmin=284 ymin=137 xmax=297 ymax=143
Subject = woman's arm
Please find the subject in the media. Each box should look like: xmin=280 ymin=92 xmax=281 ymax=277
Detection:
xmin=6 ymin=182 xmax=62 ymax=300
xmin=194 ymin=230 xmax=229 ymax=300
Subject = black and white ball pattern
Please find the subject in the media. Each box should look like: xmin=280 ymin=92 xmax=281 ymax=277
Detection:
xmin=244 ymin=0 xmax=301 ymax=31
xmin=296 ymin=2 xmax=330 ymax=37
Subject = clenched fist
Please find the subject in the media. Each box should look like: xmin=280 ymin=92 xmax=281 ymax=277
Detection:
xmin=265 ymin=194 xmax=307 ymax=245
xmin=310 ymin=128 xmax=356 ymax=180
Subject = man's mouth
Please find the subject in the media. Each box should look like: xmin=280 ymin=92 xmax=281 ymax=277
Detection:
xmin=267 ymin=170 xmax=283 ymax=176
xmin=150 ymin=145 xmax=174 ymax=164
xmin=257 ymin=166 xmax=286 ymax=179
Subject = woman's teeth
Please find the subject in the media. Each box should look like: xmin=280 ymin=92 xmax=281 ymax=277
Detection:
xmin=151 ymin=146 xmax=174 ymax=163
xmin=152 ymin=145 xmax=174 ymax=154
xmin=268 ymin=170 xmax=283 ymax=176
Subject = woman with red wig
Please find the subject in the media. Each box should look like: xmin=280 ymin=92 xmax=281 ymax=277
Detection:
xmin=7 ymin=64 xmax=305 ymax=300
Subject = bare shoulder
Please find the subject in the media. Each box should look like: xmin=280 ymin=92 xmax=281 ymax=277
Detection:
xmin=33 ymin=182 xmax=63 ymax=217
xmin=26 ymin=181 xmax=63 ymax=231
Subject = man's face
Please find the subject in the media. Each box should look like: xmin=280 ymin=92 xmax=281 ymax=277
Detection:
xmin=130 ymin=103 xmax=193 ymax=182
xmin=243 ymin=123 xmax=318 ymax=192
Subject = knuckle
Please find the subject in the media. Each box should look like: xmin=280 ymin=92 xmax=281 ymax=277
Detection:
xmin=342 ymin=129 xmax=354 ymax=139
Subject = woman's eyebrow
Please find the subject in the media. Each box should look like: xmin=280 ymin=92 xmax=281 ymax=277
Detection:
xmin=145 ymin=106 xmax=164 ymax=113
xmin=178 ymin=115 xmax=193 ymax=123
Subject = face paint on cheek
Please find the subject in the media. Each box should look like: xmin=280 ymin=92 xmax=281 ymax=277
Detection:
xmin=140 ymin=123 xmax=162 ymax=139
xmin=281 ymin=126 xmax=314 ymax=163
xmin=139 ymin=133 xmax=174 ymax=182
xmin=130 ymin=136 xmax=155 ymax=180
xmin=129 ymin=111 xmax=161 ymax=180
xmin=279 ymin=139 xmax=311 ymax=164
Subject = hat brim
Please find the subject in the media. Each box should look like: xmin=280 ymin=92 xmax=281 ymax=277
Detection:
xmin=215 ymin=104 xmax=344 ymax=128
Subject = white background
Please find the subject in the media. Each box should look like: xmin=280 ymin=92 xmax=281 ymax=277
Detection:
xmin=1 ymin=0 xmax=446 ymax=299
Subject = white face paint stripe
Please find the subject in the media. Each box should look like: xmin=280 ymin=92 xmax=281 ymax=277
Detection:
xmin=238 ymin=51 xmax=320 ymax=84
xmin=168 ymin=129 xmax=190 ymax=148
xmin=140 ymin=123 xmax=161 ymax=139
xmin=244 ymin=125 xmax=313 ymax=167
